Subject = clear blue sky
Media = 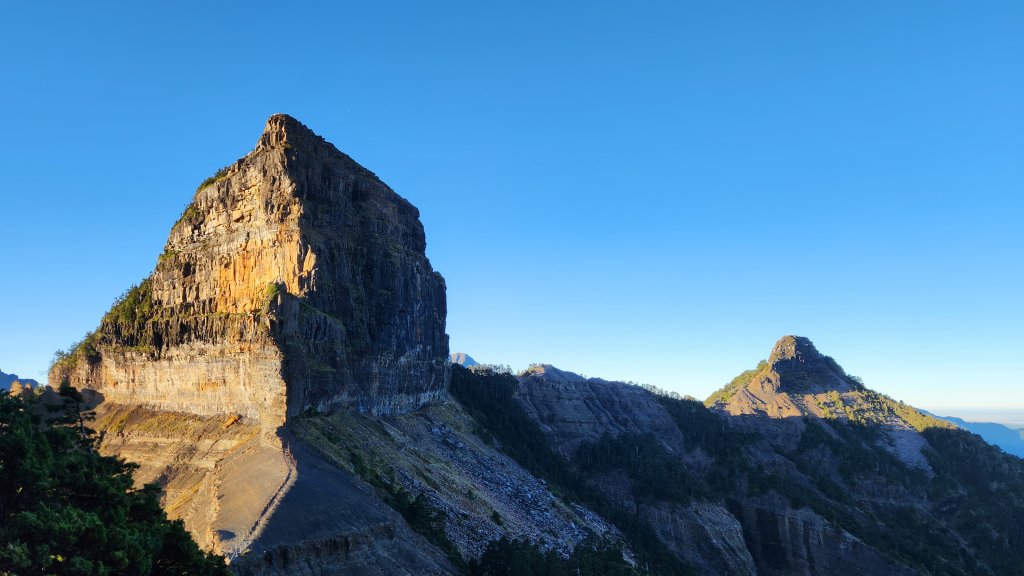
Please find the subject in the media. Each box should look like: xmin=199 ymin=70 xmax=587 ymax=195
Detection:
xmin=1 ymin=1 xmax=1021 ymax=412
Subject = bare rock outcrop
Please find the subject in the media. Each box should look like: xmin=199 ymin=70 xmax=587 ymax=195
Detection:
xmin=706 ymin=335 xmax=948 ymax=469
xmin=729 ymin=496 xmax=917 ymax=576
xmin=515 ymin=367 xmax=684 ymax=456
xmin=52 ymin=113 xmax=448 ymax=421
xmin=48 ymin=114 xmax=450 ymax=569
xmin=513 ymin=367 xmax=758 ymax=575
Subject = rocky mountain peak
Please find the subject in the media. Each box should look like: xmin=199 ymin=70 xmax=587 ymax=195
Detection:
xmin=450 ymin=352 xmax=479 ymax=367
xmin=48 ymin=115 xmax=450 ymax=558
xmin=257 ymin=113 xmax=321 ymax=150
xmin=54 ymin=113 xmax=448 ymax=420
xmin=707 ymin=336 xmax=869 ymax=420
xmin=521 ymin=364 xmax=587 ymax=382
xmin=769 ymin=335 xmax=822 ymax=364
xmin=707 ymin=336 xmax=948 ymax=470
xmin=765 ymin=335 xmax=853 ymax=395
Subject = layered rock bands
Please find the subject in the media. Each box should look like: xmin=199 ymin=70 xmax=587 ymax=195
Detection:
xmin=49 ymin=115 xmax=450 ymax=567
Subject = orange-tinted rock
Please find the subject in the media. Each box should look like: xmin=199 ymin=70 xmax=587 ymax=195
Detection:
xmin=48 ymin=115 xmax=451 ymax=568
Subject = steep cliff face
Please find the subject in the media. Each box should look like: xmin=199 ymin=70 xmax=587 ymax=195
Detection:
xmin=48 ymin=115 xmax=450 ymax=567
xmin=515 ymin=365 xmax=685 ymax=456
xmin=52 ymin=113 xmax=448 ymax=421
xmin=727 ymin=496 xmax=916 ymax=576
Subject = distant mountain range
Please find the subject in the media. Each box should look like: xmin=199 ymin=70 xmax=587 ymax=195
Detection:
xmin=925 ymin=412 xmax=1024 ymax=458
xmin=0 ymin=369 xmax=39 ymax=390
xmin=449 ymin=352 xmax=479 ymax=367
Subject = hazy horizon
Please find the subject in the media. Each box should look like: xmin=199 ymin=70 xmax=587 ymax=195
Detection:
xmin=2 ymin=2 xmax=1021 ymax=411
xmin=924 ymin=408 xmax=1024 ymax=429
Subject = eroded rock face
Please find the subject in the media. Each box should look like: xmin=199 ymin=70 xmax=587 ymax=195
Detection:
xmin=515 ymin=370 xmax=685 ymax=456
xmin=513 ymin=369 xmax=757 ymax=575
xmin=53 ymin=114 xmax=448 ymax=421
xmin=730 ymin=496 xmax=917 ymax=576
xmin=708 ymin=336 xmax=862 ymax=420
xmin=289 ymin=402 xmax=617 ymax=562
xmin=48 ymin=115 xmax=450 ymax=566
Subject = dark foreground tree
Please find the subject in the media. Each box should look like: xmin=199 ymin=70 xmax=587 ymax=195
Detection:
xmin=468 ymin=536 xmax=638 ymax=576
xmin=0 ymin=389 xmax=230 ymax=575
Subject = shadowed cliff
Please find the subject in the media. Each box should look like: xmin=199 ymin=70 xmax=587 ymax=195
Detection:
xmin=47 ymin=115 xmax=452 ymax=570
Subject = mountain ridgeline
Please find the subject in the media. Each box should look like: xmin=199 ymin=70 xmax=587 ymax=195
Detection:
xmin=927 ymin=413 xmax=1024 ymax=458
xmin=40 ymin=116 xmax=1024 ymax=576
xmin=0 ymin=369 xmax=38 ymax=390
xmin=453 ymin=338 xmax=1024 ymax=576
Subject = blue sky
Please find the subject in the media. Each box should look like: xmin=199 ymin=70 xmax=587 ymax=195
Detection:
xmin=1 ymin=1 xmax=1021 ymax=412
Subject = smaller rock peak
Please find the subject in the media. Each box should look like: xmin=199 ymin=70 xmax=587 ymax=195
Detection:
xmin=450 ymin=352 xmax=479 ymax=367
xmin=257 ymin=113 xmax=323 ymax=151
xmin=522 ymin=364 xmax=587 ymax=382
xmin=769 ymin=335 xmax=822 ymax=364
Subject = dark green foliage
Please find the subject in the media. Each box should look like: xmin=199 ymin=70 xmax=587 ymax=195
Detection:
xmin=347 ymin=452 xmax=464 ymax=567
xmin=467 ymin=537 xmax=638 ymax=576
xmin=0 ymin=392 xmax=229 ymax=575
xmin=455 ymin=363 xmax=1024 ymax=576
xmin=785 ymin=417 xmax=1024 ymax=575
xmin=197 ymin=166 xmax=230 ymax=190
xmin=705 ymin=360 xmax=767 ymax=406
xmin=174 ymin=203 xmax=199 ymax=229
xmin=576 ymin=433 xmax=704 ymax=503
xmin=449 ymin=366 xmax=575 ymax=489
xmin=921 ymin=427 xmax=1024 ymax=575
xmin=800 ymin=418 xmax=927 ymax=488
xmin=450 ymin=365 xmax=693 ymax=576
xmin=103 ymin=279 xmax=155 ymax=328
xmin=52 ymin=280 xmax=160 ymax=372
xmin=90 ymin=279 xmax=159 ymax=352
xmin=656 ymin=395 xmax=752 ymax=496
xmin=262 ymin=282 xmax=284 ymax=314
xmin=51 ymin=332 xmax=102 ymax=373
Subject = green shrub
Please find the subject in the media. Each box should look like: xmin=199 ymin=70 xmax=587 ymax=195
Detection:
xmin=0 ymin=392 xmax=230 ymax=575
xmin=103 ymin=279 xmax=154 ymax=328
xmin=450 ymin=365 xmax=694 ymax=576
xmin=197 ymin=166 xmax=230 ymax=190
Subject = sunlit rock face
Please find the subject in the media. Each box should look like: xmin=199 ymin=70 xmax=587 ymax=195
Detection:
xmin=49 ymin=114 xmax=450 ymax=565
xmin=52 ymin=113 xmax=449 ymax=421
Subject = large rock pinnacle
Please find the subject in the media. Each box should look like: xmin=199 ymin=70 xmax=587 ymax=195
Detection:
xmin=768 ymin=335 xmax=823 ymax=364
xmin=53 ymin=113 xmax=449 ymax=420
xmin=47 ymin=115 xmax=452 ymax=563
xmin=707 ymin=336 xmax=864 ymax=419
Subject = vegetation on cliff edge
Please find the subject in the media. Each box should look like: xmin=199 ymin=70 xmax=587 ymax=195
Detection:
xmin=468 ymin=536 xmax=637 ymax=576
xmin=450 ymin=364 xmax=693 ymax=576
xmin=0 ymin=389 xmax=229 ymax=576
